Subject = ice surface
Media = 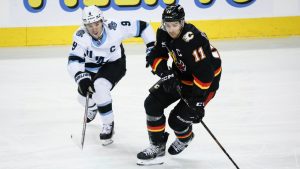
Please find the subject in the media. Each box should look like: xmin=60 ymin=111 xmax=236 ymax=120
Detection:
xmin=0 ymin=37 xmax=300 ymax=169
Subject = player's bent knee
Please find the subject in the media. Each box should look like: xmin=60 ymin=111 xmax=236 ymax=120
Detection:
xmin=93 ymin=78 xmax=113 ymax=104
xmin=94 ymin=78 xmax=112 ymax=91
xmin=144 ymin=94 xmax=164 ymax=117
xmin=168 ymin=110 xmax=191 ymax=131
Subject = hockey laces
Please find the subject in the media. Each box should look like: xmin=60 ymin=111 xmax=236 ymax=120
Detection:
xmin=172 ymin=139 xmax=187 ymax=152
xmin=143 ymin=145 xmax=160 ymax=156
xmin=101 ymin=123 xmax=112 ymax=134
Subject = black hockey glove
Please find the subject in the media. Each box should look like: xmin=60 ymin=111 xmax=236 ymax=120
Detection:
xmin=145 ymin=42 xmax=155 ymax=68
xmin=145 ymin=55 xmax=151 ymax=68
xmin=75 ymin=72 xmax=95 ymax=96
xmin=160 ymin=70 xmax=180 ymax=93
xmin=185 ymin=97 xmax=205 ymax=123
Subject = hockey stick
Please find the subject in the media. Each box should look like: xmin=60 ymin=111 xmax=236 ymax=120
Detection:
xmin=162 ymin=46 xmax=240 ymax=169
xmin=177 ymin=81 xmax=240 ymax=169
xmin=200 ymin=120 xmax=240 ymax=169
xmin=150 ymin=77 xmax=240 ymax=168
xmin=81 ymin=91 xmax=90 ymax=149
xmin=176 ymin=85 xmax=240 ymax=168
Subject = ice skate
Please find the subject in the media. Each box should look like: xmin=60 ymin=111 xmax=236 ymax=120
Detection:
xmin=100 ymin=122 xmax=114 ymax=146
xmin=137 ymin=132 xmax=169 ymax=166
xmin=168 ymin=132 xmax=194 ymax=155
xmin=86 ymin=109 xmax=97 ymax=123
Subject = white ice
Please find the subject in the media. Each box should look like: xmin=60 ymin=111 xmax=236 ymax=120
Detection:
xmin=0 ymin=37 xmax=300 ymax=169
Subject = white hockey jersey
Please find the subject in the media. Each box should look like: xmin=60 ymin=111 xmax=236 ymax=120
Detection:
xmin=67 ymin=19 xmax=155 ymax=79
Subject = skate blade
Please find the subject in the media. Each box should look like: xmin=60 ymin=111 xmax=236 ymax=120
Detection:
xmin=101 ymin=139 xmax=113 ymax=146
xmin=136 ymin=156 xmax=165 ymax=166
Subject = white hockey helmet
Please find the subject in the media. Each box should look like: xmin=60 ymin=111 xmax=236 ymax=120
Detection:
xmin=82 ymin=5 xmax=104 ymax=24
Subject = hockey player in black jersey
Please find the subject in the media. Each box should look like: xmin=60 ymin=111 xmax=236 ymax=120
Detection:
xmin=137 ymin=4 xmax=222 ymax=165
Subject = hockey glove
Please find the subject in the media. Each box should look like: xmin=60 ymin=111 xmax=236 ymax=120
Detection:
xmin=185 ymin=97 xmax=205 ymax=123
xmin=145 ymin=42 xmax=155 ymax=68
xmin=160 ymin=70 xmax=180 ymax=93
xmin=145 ymin=51 xmax=152 ymax=68
xmin=75 ymin=72 xmax=95 ymax=96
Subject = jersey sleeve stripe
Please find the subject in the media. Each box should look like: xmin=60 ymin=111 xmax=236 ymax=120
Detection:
xmin=136 ymin=20 xmax=147 ymax=37
xmin=214 ymin=66 xmax=222 ymax=77
xmin=68 ymin=55 xmax=85 ymax=63
xmin=181 ymin=80 xmax=193 ymax=86
xmin=192 ymin=75 xmax=212 ymax=90
xmin=85 ymin=62 xmax=103 ymax=68
xmin=136 ymin=20 xmax=140 ymax=37
xmin=151 ymin=57 xmax=164 ymax=72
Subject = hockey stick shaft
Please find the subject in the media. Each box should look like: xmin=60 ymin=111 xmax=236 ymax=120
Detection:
xmin=179 ymin=89 xmax=240 ymax=168
xmin=178 ymin=87 xmax=240 ymax=168
xmin=81 ymin=91 xmax=90 ymax=149
xmin=200 ymin=121 xmax=240 ymax=169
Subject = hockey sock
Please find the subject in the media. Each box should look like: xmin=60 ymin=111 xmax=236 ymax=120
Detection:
xmin=174 ymin=125 xmax=193 ymax=142
xmin=147 ymin=114 xmax=166 ymax=144
xmin=98 ymin=102 xmax=114 ymax=124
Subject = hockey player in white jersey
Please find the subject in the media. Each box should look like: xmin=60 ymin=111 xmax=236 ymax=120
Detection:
xmin=67 ymin=5 xmax=155 ymax=146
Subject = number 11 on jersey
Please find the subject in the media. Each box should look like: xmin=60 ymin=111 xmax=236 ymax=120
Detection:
xmin=192 ymin=47 xmax=206 ymax=62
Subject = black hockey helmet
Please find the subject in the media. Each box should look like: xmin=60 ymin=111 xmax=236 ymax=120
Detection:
xmin=162 ymin=4 xmax=185 ymax=22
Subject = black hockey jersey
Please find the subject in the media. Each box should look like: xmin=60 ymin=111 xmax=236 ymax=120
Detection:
xmin=148 ymin=23 xmax=222 ymax=101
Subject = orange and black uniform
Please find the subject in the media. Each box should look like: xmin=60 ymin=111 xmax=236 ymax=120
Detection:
xmin=145 ymin=23 xmax=222 ymax=144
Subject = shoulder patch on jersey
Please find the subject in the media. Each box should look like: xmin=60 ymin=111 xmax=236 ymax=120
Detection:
xmin=108 ymin=21 xmax=117 ymax=30
xmin=182 ymin=31 xmax=194 ymax=42
xmin=76 ymin=29 xmax=85 ymax=37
